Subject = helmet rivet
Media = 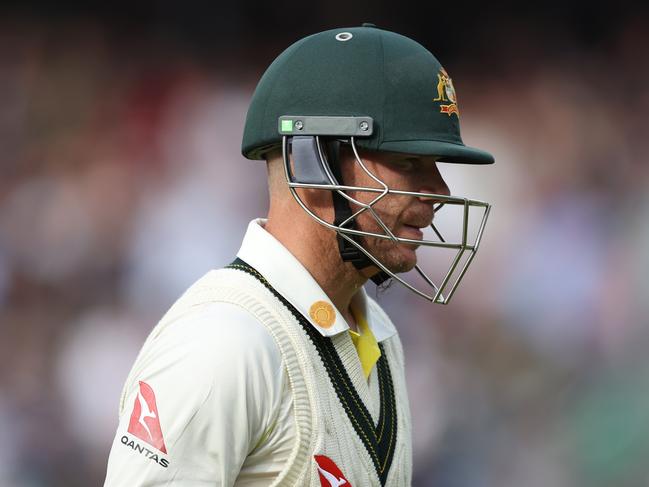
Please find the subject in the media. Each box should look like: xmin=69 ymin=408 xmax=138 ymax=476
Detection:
xmin=295 ymin=120 xmax=304 ymax=130
xmin=359 ymin=121 xmax=369 ymax=131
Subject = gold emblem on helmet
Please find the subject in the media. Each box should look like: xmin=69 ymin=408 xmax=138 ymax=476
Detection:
xmin=433 ymin=68 xmax=459 ymax=117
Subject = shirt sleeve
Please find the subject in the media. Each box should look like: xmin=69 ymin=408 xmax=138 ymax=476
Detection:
xmin=104 ymin=302 xmax=286 ymax=486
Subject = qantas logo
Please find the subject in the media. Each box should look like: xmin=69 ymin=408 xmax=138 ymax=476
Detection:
xmin=120 ymin=435 xmax=169 ymax=468
xmin=127 ymin=381 xmax=167 ymax=453
xmin=314 ymin=455 xmax=351 ymax=487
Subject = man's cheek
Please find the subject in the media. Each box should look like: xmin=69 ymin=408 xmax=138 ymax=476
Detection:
xmin=358 ymin=213 xmax=386 ymax=234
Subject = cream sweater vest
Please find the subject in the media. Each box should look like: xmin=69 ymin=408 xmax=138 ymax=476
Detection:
xmin=156 ymin=264 xmax=412 ymax=486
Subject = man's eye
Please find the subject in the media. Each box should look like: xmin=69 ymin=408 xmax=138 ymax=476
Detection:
xmin=396 ymin=160 xmax=415 ymax=171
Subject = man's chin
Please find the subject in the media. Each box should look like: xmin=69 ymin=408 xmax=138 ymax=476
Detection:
xmin=360 ymin=238 xmax=419 ymax=275
xmin=384 ymin=246 xmax=418 ymax=274
xmin=361 ymin=251 xmax=416 ymax=277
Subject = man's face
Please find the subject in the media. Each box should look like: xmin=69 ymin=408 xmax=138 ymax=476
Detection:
xmin=339 ymin=146 xmax=451 ymax=274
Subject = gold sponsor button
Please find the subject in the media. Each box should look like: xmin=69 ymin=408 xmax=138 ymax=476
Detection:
xmin=309 ymin=301 xmax=336 ymax=328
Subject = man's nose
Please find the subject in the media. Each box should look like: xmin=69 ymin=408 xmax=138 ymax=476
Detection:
xmin=415 ymin=161 xmax=450 ymax=200
xmin=417 ymin=179 xmax=450 ymax=202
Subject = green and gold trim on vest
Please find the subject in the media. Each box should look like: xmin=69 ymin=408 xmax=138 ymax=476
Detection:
xmin=226 ymin=258 xmax=398 ymax=486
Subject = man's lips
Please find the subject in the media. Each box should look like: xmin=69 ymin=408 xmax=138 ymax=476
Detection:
xmin=400 ymin=224 xmax=425 ymax=240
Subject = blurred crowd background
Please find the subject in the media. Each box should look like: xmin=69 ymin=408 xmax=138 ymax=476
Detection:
xmin=1 ymin=1 xmax=648 ymax=486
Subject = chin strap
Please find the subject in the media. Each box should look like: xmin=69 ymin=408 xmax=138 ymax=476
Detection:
xmin=324 ymin=140 xmax=390 ymax=285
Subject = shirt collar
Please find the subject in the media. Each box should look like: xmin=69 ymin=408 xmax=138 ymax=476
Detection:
xmin=236 ymin=219 xmax=397 ymax=342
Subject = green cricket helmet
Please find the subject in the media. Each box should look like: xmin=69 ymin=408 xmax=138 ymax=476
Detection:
xmin=242 ymin=24 xmax=494 ymax=164
xmin=241 ymin=25 xmax=493 ymax=304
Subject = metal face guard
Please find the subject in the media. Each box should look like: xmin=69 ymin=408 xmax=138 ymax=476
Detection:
xmin=282 ymin=135 xmax=491 ymax=305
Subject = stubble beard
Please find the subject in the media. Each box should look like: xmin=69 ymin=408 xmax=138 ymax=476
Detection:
xmin=353 ymin=211 xmax=419 ymax=275
xmin=361 ymin=234 xmax=418 ymax=274
xmin=346 ymin=193 xmax=420 ymax=275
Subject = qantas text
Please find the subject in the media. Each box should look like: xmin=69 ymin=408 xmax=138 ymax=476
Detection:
xmin=121 ymin=435 xmax=170 ymax=468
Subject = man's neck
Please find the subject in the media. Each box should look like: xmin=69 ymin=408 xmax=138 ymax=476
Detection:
xmin=264 ymin=215 xmax=367 ymax=332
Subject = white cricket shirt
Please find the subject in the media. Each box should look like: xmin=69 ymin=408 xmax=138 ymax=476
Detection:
xmin=104 ymin=219 xmax=398 ymax=486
